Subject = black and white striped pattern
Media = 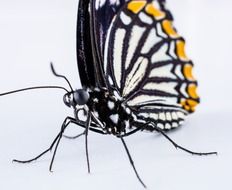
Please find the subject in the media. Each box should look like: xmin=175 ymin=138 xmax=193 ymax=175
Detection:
xmin=100 ymin=0 xmax=198 ymax=129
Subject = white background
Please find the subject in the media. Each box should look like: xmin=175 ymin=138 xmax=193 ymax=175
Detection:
xmin=0 ymin=0 xmax=231 ymax=189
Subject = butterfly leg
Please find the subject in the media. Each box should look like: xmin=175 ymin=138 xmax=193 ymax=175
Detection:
xmin=84 ymin=112 xmax=91 ymax=173
xmin=63 ymin=132 xmax=85 ymax=139
xmin=48 ymin=117 xmax=78 ymax=171
xmin=63 ymin=108 xmax=89 ymax=139
xmin=63 ymin=108 xmax=105 ymax=139
xmin=120 ymin=137 xmax=147 ymax=188
xmin=49 ymin=114 xmax=92 ymax=173
xmin=63 ymin=123 xmax=102 ymax=139
xmin=13 ymin=131 xmax=61 ymax=164
xmin=12 ymin=116 xmax=86 ymax=171
xmin=152 ymin=124 xmax=217 ymax=156
xmin=120 ymin=122 xmax=152 ymax=137
xmin=63 ymin=113 xmax=93 ymax=173
xmin=55 ymin=114 xmax=92 ymax=173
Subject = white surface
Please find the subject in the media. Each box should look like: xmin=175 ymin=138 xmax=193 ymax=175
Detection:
xmin=0 ymin=0 xmax=231 ymax=189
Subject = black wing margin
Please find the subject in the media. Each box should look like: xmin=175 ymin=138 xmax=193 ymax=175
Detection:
xmin=76 ymin=0 xmax=96 ymax=87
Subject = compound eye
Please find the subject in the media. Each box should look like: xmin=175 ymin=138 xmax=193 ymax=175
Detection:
xmin=74 ymin=89 xmax=90 ymax=105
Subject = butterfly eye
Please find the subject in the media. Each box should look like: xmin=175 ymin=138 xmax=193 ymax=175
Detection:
xmin=74 ymin=89 xmax=90 ymax=105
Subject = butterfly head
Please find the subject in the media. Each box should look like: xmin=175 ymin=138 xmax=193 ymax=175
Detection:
xmin=63 ymin=89 xmax=90 ymax=107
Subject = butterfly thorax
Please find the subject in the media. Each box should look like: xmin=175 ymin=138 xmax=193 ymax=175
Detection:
xmin=87 ymin=88 xmax=133 ymax=135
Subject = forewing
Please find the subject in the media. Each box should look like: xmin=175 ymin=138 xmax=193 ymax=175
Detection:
xmin=77 ymin=0 xmax=124 ymax=87
xmin=104 ymin=0 xmax=199 ymax=129
xmin=92 ymin=0 xmax=130 ymax=62
xmin=77 ymin=0 xmax=96 ymax=87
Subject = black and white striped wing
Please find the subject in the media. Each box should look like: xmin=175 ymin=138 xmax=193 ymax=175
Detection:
xmin=93 ymin=0 xmax=130 ymax=60
xmin=103 ymin=0 xmax=200 ymax=130
xmin=77 ymin=0 xmax=130 ymax=87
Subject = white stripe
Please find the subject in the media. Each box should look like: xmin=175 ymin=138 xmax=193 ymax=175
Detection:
xmin=177 ymin=112 xmax=185 ymax=119
xmin=128 ymin=95 xmax=178 ymax=106
xmin=150 ymin=113 xmax=159 ymax=120
xmin=165 ymin=123 xmax=172 ymax=129
xmin=151 ymin=43 xmax=171 ymax=63
xmin=95 ymin=0 xmax=122 ymax=9
xmin=120 ymin=12 xmax=132 ymax=25
xmin=171 ymin=112 xmax=178 ymax=120
xmin=180 ymin=83 xmax=189 ymax=97
xmin=157 ymin=23 xmax=167 ymax=38
xmin=159 ymin=112 xmax=166 ymax=121
xmin=104 ymin=16 xmax=116 ymax=72
xmin=175 ymin=64 xmax=184 ymax=80
xmin=157 ymin=123 xmax=164 ymax=129
xmin=95 ymin=0 xmax=106 ymax=9
xmin=113 ymin=28 xmax=126 ymax=88
xmin=138 ymin=113 xmax=149 ymax=118
xmin=169 ymin=41 xmax=177 ymax=59
xmin=149 ymin=64 xmax=176 ymax=79
xmin=113 ymin=90 xmax=122 ymax=100
xmin=123 ymin=57 xmax=149 ymax=96
xmin=172 ymin=122 xmax=178 ymax=128
xmin=139 ymin=12 xmax=153 ymax=25
xmin=143 ymin=82 xmax=178 ymax=95
xmin=108 ymin=76 xmax=114 ymax=85
xmin=141 ymin=28 xmax=162 ymax=54
xmin=166 ymin=112 xmax=172 ymax=121
xmin=125 ymin=25 xmax=146 ymax=69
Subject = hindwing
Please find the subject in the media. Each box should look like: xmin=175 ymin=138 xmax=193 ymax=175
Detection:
xmin=103 ymin=0 xmax=199 ymax=129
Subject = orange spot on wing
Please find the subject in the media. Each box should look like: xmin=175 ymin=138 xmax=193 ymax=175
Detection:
xmin=180 ymin=99 xmax=199 ymax=112
xmin=145 ymin=3 xmax=165 ymax=20
xmin=176 ymin=40 xmax=189 ymax=61
xmin=180 ymin=100 xmax=190 ymax=111
xmin=128 ymin=1 xmax=146 ymax=14
xmin=180 ymin=100 xmax=187 ymax=107
xmin=162 ymin=20 xmax=179 ymax=38
xmin=183 ymin=64 xmax=195 ymax=80
xmin=184 ymin=105 xmax=191 ymax=111
xmin=187 ymin=99 xmax=198 ymax=107
xmin=188 ymin=84 xmax=199 ymax=99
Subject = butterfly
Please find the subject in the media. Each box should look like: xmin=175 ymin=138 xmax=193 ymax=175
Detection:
xmin=78 ymin=0 xmax=199 ymax=130
xmin=0 ymin=0 xmax=217 ymax=188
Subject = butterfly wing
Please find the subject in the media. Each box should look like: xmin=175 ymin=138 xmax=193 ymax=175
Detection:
xmin=77 ymin=0 xmax=96 ymax=87
xmin=92 ymin=0 xmax=130 ymax=63
xmin=103 ymin=0 xmax=199 ymax=129
xmin=77 ymin=0 xmax=129 ymax=88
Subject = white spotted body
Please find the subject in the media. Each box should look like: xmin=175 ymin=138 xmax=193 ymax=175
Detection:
xmin=87 ymin=88 xmax=134 ymax=135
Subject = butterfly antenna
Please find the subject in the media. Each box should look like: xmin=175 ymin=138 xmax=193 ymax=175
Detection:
xmin=50 ymin=62 xmax=74 ymax=92
xmin=0 ymin=86 xmax=69 ymax=97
